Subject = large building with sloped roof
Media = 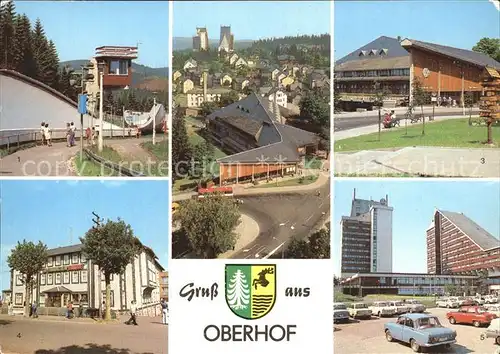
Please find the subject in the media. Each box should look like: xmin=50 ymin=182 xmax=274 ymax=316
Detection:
xmin=426 ymin=209 xmax=500 ymax=276
xmin=206 ymin=92 xmax=320 ymax=185
xmin=335 ymin=35 xmax=500 ymax=110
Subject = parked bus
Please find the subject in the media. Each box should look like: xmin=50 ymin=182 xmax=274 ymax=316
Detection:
xmin=197 ymin=186 xmax=234 ymax=198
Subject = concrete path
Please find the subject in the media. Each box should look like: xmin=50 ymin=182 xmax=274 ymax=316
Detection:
xmin=335 ymin=147 xmax=500 ymax=177
xmin=0 ymin=142 xmax=76 ymax=177
xmin=219 ymin=213 xmax=260 ymax=258
xmin=105 ymin=137 xmax=158 ymax=162
xmin=336 ymin=106 xmax=476 ymax=119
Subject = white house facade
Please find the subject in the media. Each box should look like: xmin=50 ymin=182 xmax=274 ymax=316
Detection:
xmin=10 ymin=244 xmax=164 ymax=311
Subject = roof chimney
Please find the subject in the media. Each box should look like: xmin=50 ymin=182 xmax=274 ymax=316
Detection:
xmin=386 ymin=194 xmax=389 ymax=205
xmin=353 ymin=188 xmax=356 ymax=200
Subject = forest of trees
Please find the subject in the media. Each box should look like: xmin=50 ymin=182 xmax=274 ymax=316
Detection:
xmin=0 ymin=1 xmax=75 ymax=98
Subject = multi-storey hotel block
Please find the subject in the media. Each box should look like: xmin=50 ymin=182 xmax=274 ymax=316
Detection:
xmin=10 ymin=243 xmax=164 ymax=311
xmin=427 ymin=209 xmax=500 ymax=277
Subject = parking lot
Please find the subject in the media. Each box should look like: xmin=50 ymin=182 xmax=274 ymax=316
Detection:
xmin=334 ymin=307 xmax=499 ymax=353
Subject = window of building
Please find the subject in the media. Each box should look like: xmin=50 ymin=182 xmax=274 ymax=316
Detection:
xmin=80 ymin=270 xmax=88 ymax=283
xmin=71 ymin=271 xmax=79 ymax=284
xmin=47 ymin=273 xmax=53 ymax=285
xmin=63 ymin=255 xmax=70 ymax=265
xmin=102 ymin=290 xmax=115 ymax=307
xmin=55 ymin=273 xmax=61 ymax=285
xmin=16 ymin=274 xmax=23 ymax=286
xmin=15 ymin=293 xmax=23 ymax=305
xmin=40 ymin=273 xmax=46 ymax=286
xmin=80 ymin=253 xmax=86 ymax=263
xmin=47 ymin=257 xmax=53 ymax=267
xmin=72 ymin=254 xmax=79 ymax=264
xmin=63 ymin=272 xmax=70 ymax=284
xmin=55 ymin=256 xmax=61 ymax=266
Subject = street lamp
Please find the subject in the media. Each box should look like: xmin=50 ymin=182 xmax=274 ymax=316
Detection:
xmin=97 ymin=63 xmax=105 ymax=153
xmin=152 ymin=92 xmax=157 ymax=145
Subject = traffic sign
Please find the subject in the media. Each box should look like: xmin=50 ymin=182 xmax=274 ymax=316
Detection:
xmin=78 ymin=94 xmax=88 ymax=115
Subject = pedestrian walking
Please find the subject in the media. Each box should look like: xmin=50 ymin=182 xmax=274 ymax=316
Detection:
xmin=66 ymin=123 xmax=71 ymax=147
xmin=32 ymin=302 xmax=38 ymax=318
xmin=161 ymin=298 xmax=168 ymax=325
xmin=29 ymin=302 xmax=33 ymax=317
xmin=70 ymin=122 xmax=76 ymax=146
xmin=66 ymin=301 xmax=73 ymax=319
xmin=125 ymin=300 xmax=138 ymax=325
xmin=44 ymin=123 xmax=52 ymax=147
xmin=8 ymin=301 xmax=13 ymax=316
xmin=40 ymin=122 xmax=46 ymax=145
xmin=85 ymin=127 xmax=91 ymax=146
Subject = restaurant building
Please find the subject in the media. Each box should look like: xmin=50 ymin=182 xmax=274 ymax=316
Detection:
xmin=10 ymin=243 xmax=164 ymax=311
xmin=340 ymin=272 xmax=479 ymax=297
xmin=335 ymin=36 xmax=500 ymax=110
xmin=206 ymin=92 xmax=320 ymax=185
xmin=427 ymin=209 xmax=500 ymax=277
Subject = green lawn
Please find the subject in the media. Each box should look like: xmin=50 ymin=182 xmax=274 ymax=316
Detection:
xmin=254 ymin=175 xmax=318 ymax=188
xmin=142 ymin=140 xmax=168 ymax=161
xmin=74 ymin=152 xmax=119 ymax=176
xmin=335 ymin=118 xmax=500 ymax=152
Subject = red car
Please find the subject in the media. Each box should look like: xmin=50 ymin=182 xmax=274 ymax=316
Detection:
xmin=446 ymin=306 xmax=497 ymax=327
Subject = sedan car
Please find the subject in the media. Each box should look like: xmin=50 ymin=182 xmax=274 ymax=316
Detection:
xmin=333 ymin=302 xmax=350 ymax=323
xmin=485 ymin=304 xmax=500 ymax=317
xmin=405 ymin=299 xmax=426 ymax=313
xmin=347 ymin=302 xmax=372 ymax=319
xmin=446 ymin=306 xmax=497 ymax=327
xmin=384 ymin=313 xmax=457 ymax=353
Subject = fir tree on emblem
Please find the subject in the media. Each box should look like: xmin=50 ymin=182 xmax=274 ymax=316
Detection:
xmin=227 ymin=269 xmax=250 ymax=310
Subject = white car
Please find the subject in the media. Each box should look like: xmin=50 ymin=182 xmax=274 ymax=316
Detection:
xmin=474 ymin=297 xmax=485 ymax=305
xmin=387 ymin=300 xmax=409 ymax=314
xmin=333 ymin=302 xmax=350 ymax=323
xmin=404 ymin=299 xmax=426 ymax=313
xmin=485 ymin=304 xmax=500 ymax=317
xmin=485 ymin=295 xmax=499 ymax=304
xmin=347 ymin=303 xmax=372 ymax=319
xmin=436 ymin=298 xmax=459 ymax=308
xmin=369 ymin=301 xmax=396 ymax=317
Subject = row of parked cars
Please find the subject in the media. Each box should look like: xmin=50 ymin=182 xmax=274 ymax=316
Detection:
xmin=384 ymin=305 xmax=500 ymax=352
xmin=334 ymin=299 xmax=427 ymax=322
xmin=436 ymin=295 xmax=499 ymax=308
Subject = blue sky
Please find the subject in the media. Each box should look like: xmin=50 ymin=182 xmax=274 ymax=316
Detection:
xmin=174 ymin=1 xmax=331 ymax=39
xmin=334 ymin=0 xmax=500 ymax=60
xmin=333 ymin=180 xmax=500 ymax=276
xmin=14 ymin=1 xmax=169 ymax=67
xmin=0 ymin=180 xmax=169 ymax=292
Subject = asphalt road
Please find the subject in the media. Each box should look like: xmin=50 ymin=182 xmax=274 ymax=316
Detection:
xmin=334 ymin=108 xmax=479 ymax=132
xmin=334 ymin=308 xmax=496 ymax=353
xmin=0 ymin=315 xmax=167 ymax=354
xmin=231 ymin=181 xmax=330 ymax=259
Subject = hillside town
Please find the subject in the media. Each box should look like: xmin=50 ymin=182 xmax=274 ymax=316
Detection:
xmin=173 ymin=25 xmax=330 ymax=119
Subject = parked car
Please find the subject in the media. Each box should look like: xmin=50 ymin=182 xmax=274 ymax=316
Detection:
xmin=436 ymin=297 xmax=459 ymax=308
xmin=480 ymin=317 xmax=500 ymax=345
xmin=369 ymin=301 xmax=396 ymax=317
xmin=474 ymin=296 xmax=485 ymax=305
xmin=485 ymin=304 xmax=500 ymax=317
xmin=446 ymin=306 xmax=497 ymax=327
xmin=404 ymin=299 xmax=426 ymax=313
xmin=449 ymin=296 xmax=467 ymax=306
xmin=333 ymin=302 xmax=350 ymax=323
xmin=387 ymin=300 xmax=409 ymax=314
xmin=347 ymin=302 xmax=372 ymax=319
xmin=485 ymin=295 xmax=499 ymax=304
xmin=384 ymin=313 xmax=457 ymax=353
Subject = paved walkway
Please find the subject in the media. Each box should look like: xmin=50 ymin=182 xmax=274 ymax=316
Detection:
xmin=106 ymin=137 xmax=158 ymax=162
xmin=219 ymin=213 xmax=260 ymax=258
xmin=0 ymin=142 xmax=76 ymax=176
xmin=336 ymin=106 xmax=476 ymax=119
xmin=335 ymin=147 xmax=500 ymax=177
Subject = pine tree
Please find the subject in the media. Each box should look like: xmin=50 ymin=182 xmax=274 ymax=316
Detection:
xmin=45 ymin=39 xmax=59 ymax=89
xmin=31 ymin=18 xmax=51 ymax=83
xmin=13 ymin=14 xmax=36 ymax=77
xmin=171 ymin=108 xmax=192 ymax=180
xmin=0 ymin=0 xmax=16 ymax=69
xmin=227 ymin=270 xmax=250 ymax=310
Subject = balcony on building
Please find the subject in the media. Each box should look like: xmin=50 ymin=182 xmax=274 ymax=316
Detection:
xmin=94 ymin=46 xmax=138 ymax=89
